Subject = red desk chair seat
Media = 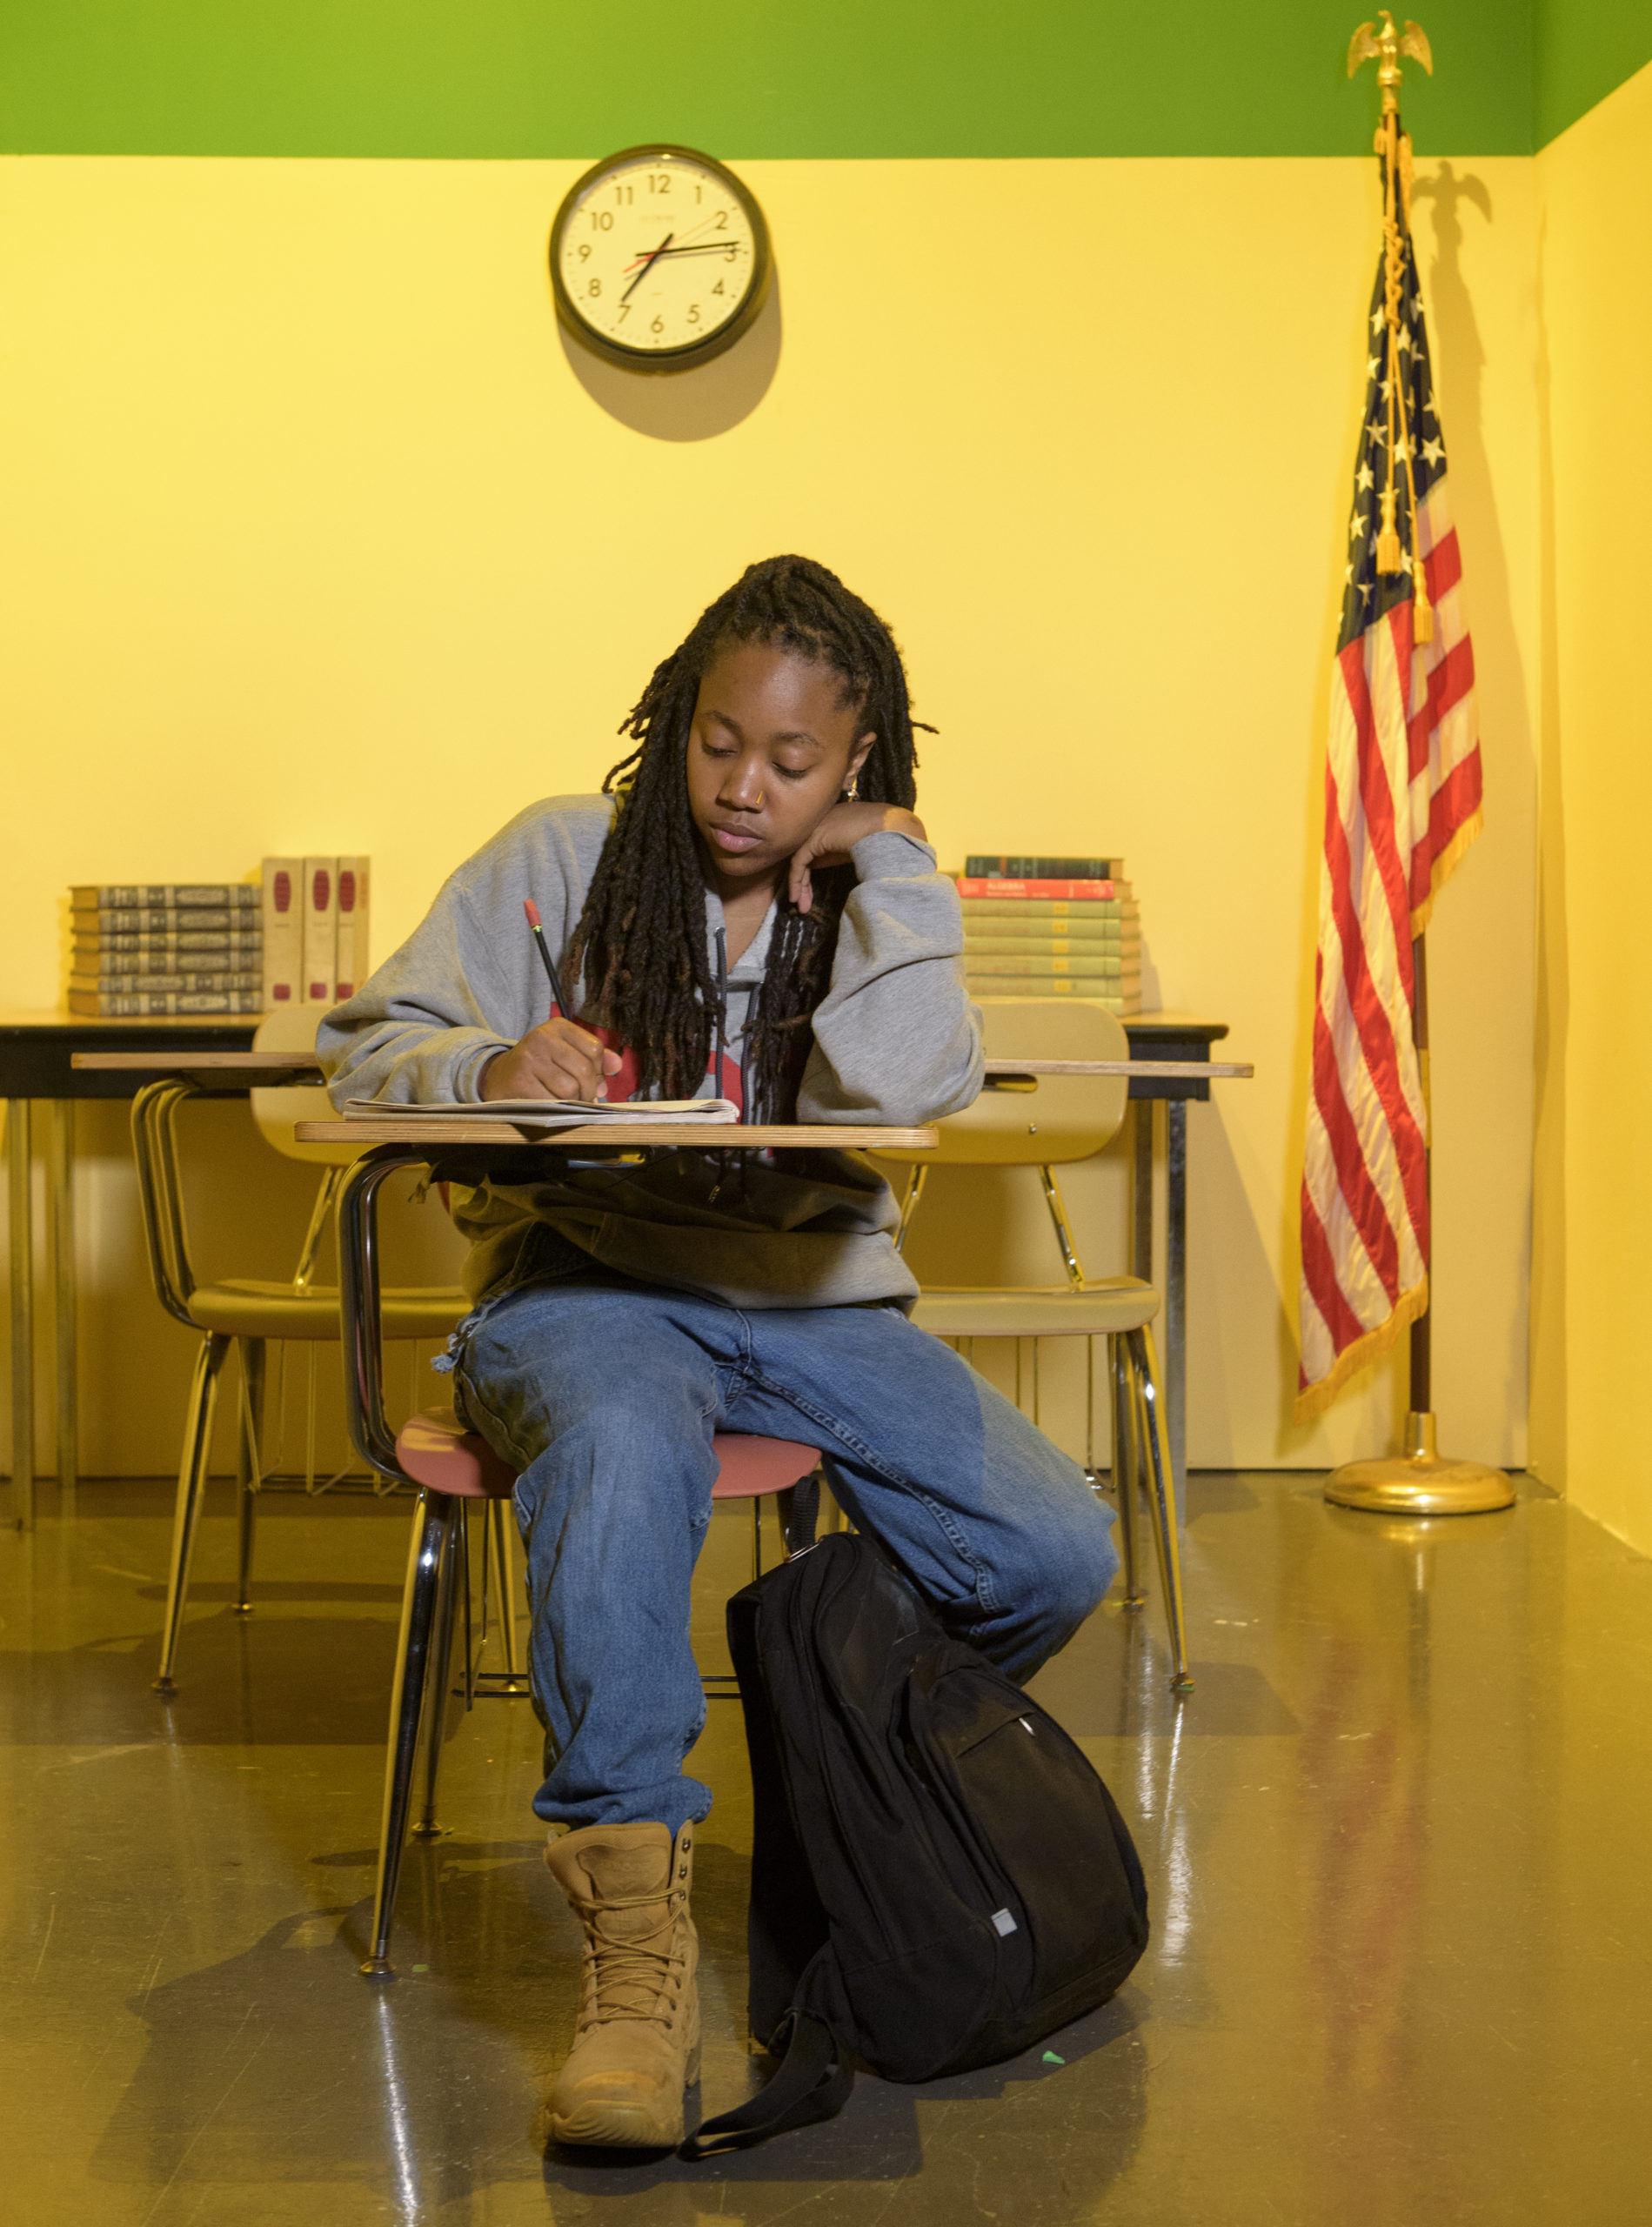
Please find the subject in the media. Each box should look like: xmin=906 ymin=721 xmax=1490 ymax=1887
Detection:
xmin=397 ymin=1407 xmax=821 ymax=1505
xmin=361 ymin=1407 xmax=823 ymax=1977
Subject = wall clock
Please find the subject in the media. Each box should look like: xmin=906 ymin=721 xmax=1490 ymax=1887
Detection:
xmin=549 ymin=144 xmax=772 ymax=373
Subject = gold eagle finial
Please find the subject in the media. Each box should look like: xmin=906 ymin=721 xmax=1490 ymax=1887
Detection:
xmin=1348 ymin=13 xmax=1433 ymax=108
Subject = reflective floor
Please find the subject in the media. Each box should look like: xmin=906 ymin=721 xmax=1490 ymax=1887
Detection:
xmin=3 ymin=1468 xmax=1649 ymax=2224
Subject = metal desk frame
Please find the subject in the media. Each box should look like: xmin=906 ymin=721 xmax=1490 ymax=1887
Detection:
xmin=1121 ymin=1015 xmax=1235 ymax=1503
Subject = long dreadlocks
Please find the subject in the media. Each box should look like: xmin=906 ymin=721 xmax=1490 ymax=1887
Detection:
xmin=564 ymin=554 xmax=926 ymax=1122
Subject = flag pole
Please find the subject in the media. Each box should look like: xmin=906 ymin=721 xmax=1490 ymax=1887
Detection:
xmin=1325 ymin=16 xmax=1513 ymax=1516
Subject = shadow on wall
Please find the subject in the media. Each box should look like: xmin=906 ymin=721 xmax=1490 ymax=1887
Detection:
xmin=1410 ymin=159 xmax=1538 ymax=1454
xmin=556 ymin=279 xmax=783 ymax=442
xmin=1529 ymin=208 xmax=1568 ymax=1490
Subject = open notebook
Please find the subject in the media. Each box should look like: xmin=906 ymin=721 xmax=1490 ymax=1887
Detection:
xmin=342 ymin=1096 xmax=739 ymax=1130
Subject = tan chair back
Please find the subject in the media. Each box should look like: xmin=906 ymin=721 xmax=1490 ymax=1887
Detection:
xmin=251 ymin=1006 xmax=358 ymax=1167
xmin=872 ymin=998 xmax=1131 ymax=1168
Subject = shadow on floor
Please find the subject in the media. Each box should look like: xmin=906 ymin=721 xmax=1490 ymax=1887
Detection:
xmin=1028 ymin=1601 xmax=1301 ymax=1738
xmin=93 ymin=1836 xmax=1148 ymax=2216
xmin=8 ymin=1610 xmax=402 ymax=1746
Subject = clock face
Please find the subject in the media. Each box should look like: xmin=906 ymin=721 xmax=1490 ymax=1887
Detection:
xmin=550 ymin=145 xmax=771 ymax=372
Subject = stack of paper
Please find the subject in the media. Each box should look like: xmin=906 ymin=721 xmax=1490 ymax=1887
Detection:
xmin=343 ymin=1097 xmax=739 ymax=1129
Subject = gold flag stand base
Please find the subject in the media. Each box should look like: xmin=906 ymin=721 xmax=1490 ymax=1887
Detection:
xmin=1326 ymin=1411 xmax=1516 ymax=1515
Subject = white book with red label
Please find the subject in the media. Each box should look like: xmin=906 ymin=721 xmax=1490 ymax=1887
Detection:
xmin=261 ymin=857 xmax=303 ymax=1007
xmin=301 ymin=857 xmax=338 ymax=1006
xmin=333 ymin=856 xmax=371 ymax=1001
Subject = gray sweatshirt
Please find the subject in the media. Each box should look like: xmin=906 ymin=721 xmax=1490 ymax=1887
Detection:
xmin=318 ymin=794 xmax=981 ymax=1310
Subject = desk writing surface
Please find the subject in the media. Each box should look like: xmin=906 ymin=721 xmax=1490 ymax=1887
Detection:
xmin=73 ymin=1051 xmax=316 ymax=1071
xmin=296 ymin=1118 xmax=938 ymax=1150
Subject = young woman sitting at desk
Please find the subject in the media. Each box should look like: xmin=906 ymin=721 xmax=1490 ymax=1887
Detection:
xmin=320 ymin=554 xmax=1118 ymax=2149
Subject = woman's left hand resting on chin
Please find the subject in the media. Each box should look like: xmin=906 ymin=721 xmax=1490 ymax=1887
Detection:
xmin=788 ymin=802 xmax=927 ymax=916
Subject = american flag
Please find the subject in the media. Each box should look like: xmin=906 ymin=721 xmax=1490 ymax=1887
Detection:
xmin=1295 ymin=205 xmax=1483 ymax=1421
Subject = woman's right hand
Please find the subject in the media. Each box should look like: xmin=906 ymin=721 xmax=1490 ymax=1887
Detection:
xmin=480 ymin=1019 xmax=624 ymax=1102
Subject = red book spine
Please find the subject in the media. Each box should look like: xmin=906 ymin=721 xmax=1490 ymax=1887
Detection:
xmin=953 ymin=877 xmax=1120 ymax=900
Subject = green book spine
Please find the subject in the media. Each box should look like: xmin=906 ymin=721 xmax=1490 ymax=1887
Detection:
xmin=70 ymin=884 xmax=260 ymax=910
xmin=964 ymin=854 xmax=1125 ymax=880
xmin=80 ymin=907 xmax=251 ymax=935
xmin=75 ymin=934 xmax=264 ymax=965
xmin=962 ymin=953 xmax=1140 ymax=979
xmin=68 ymin=990 xmax=265 ymax=1016
xmin=960 ymin=916 xmax=1136 ymax=944
xmin=966 ymin=978 xmax=1140 ymax=1010
xmin=70 ymin=972 xmax=264 ymax=996
xmin=960 ymin=897 xmax=1138 ymax=923
xmin=964 ymin=932 xmax=1139 ymax=956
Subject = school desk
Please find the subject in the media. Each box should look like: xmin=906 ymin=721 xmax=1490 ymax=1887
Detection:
xmin=3 ymin=1012 xmax=258 ymax=1527
xmin=284 ymin=1119 xmax=940 ymax=1493
xmin=61 ymin=1022 xmax=1247 ymax=1521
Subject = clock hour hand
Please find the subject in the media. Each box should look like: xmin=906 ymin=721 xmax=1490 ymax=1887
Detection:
xmin=621 ymin=232 xmax=674 ymax=304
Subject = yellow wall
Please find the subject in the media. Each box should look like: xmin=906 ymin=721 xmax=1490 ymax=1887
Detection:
xmin=1530 ymin=63 xmax=1652 ymax=1551
xmin=0 ymin=154 xmax=1539 ymax=1478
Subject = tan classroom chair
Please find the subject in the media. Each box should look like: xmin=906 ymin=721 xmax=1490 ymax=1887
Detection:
xmin=132 ymin=1006 xmax=470 ymax=1694
xmin=872 ymin=998 xmax=1192 ymax=1689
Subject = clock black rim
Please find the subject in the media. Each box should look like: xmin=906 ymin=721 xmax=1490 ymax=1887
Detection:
xmin=549 ymin=144 xmax=772 ymax=376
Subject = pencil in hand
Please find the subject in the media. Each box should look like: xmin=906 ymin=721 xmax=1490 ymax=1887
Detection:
xmin=523 ymin=899 xmax=571 ymax=1019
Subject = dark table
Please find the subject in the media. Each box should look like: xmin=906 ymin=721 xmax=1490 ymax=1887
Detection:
xmin=1122 ymin=1015 xmax=1233 ymax=1502
xmin=3 ymin=1012 xmax=258 ymax=1525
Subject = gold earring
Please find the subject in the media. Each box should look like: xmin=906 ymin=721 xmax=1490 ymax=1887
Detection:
xmin=842 ymin=775 xmax=859 ymax=802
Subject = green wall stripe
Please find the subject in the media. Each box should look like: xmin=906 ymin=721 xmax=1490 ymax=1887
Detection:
xmin=1536 ymin=0 xmax=1652 ymax=145
xmin=1 ymin=0 xmax=1537 ymax=159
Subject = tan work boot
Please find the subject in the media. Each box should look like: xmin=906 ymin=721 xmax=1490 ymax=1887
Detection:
xmin=543 ymin=1820 xmax=699 ymax=2148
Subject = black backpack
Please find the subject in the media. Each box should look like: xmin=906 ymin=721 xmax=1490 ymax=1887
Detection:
xmin=685 ymin=1521 xmax=1150 ymax=2157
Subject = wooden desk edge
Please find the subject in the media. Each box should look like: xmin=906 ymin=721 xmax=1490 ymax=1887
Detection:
xmin=983 ymin=1058 xmax=1252 ymax=1079
xmin=75 ymin=1047 xmax=1248 ymax=1090
xmin=295 ymin=1120 xmax=938 ymax=1148
xmin=73 ymin=1052 xmax=323 ymax=1072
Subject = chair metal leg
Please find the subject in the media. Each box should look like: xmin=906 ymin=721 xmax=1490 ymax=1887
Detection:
xmin=485 ymin=1499 xmax=524 ymax=1678
xmin=1084 ymin=1334 xmax=1099 ymax=1490
xmin=1127 ymin=1326 xmax=1193 ymax=1692
xmin=472 ymin=1498 xmax=530 ymax=1698
xmin=233 ymin=1338 xmax=265 ymax=1615
xmin=1109 ymin=1334 xmax=1144 ymax=1607
xmin=153 ymin=1332 xmax=231 ymax=1695
xmin=413 ymin=1502 xmax=465 ymax=1838
xmin=291 ymin=1163 xmax=344 ymax=1293
xmin=361 ymin=1490 xmax=460 ymax=1978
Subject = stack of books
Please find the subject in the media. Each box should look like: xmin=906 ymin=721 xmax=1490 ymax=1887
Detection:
xmin=955 ymin=853 xmax=1141 ymax=1015
xmin=66 ymin=854 xmax=371 ymax=1016
xmin=69 ymin=886 xmax=264 ymax=1016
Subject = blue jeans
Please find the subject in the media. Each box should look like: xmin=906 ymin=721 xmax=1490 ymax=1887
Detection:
xmin=453 ymin=1276 xmax=1119 ymax=1835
